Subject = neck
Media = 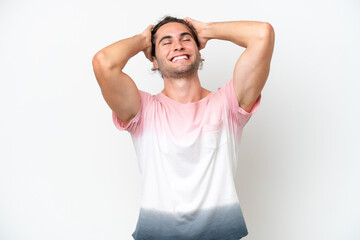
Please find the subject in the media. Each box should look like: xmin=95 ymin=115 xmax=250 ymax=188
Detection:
xmin=162 ymin=73 xmax=211 ymax=103
xmin=162 ymin=73 xmax=209 ymax=104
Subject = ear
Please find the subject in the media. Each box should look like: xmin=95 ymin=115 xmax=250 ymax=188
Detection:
xmin=152 ymin=57 xmax=158 ymax=70
xmin=198 ymin=50 xmax=203 ymax=61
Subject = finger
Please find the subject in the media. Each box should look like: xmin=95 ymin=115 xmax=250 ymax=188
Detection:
xmin=184 ymin=17 xmax=192 ymax=23
xmin=144 ymin=24 xmax=154 ymax=32
xmin=147 ymin=24 xmax=154 ymax=32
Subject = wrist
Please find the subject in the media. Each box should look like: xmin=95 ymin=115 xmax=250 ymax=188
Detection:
xmin=201 ymin=22 xmax=215 ymax=41
xmin=135 ymin=33 xmax=151 ymax=52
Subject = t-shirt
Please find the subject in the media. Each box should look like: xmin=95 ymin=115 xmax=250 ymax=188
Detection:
xmin=112 ymin=78 xmax=261 ymax=240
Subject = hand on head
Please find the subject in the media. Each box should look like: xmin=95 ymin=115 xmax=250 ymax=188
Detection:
xmin=141 ymin=24 xmax=155 ymax=62
xmin=184 ymin=17 xmax=209 ymax=50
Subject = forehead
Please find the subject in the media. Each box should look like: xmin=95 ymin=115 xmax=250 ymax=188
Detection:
xmin=155 ymin=22 xmax=192 ymax=42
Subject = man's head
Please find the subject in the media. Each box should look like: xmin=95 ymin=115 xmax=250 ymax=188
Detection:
xmin=151 ymin=16 xmax=202 ymax=79
xmin=151 ymin=16 xmax=200 ymax=57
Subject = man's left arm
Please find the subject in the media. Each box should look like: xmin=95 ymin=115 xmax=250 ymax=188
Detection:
xmin=185 ymin=18 xmax=275 ymax=112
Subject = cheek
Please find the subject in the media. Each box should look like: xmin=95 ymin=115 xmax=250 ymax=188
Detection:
xmin=155 ymin=49 xmax=164 ymax=59
xmin=157 ymin=49 xmax=172 ymax=61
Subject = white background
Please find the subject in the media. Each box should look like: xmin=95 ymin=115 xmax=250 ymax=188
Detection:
xmin=1 ymin=0 xmax=359 ymax=239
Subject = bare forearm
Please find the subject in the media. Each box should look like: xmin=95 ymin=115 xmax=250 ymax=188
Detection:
xmin=94 ymin=33 xmax=150 ymax=70
xmin=203 ymin=21 xmax=274 ymax=48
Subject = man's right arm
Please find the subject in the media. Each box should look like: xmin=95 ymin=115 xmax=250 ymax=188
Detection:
xmin=92 ymin=25 xmax=153 ymax=125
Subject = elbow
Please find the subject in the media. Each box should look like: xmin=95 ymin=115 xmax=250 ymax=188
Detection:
xmin=92 ymin=51 xmax=115 ymax=86
xmin=259 ymin=22 xmax=275 ymax=42
xmin=92 ymin=51 xmax=122 ymax=72
xmin=92 ymin=51 xmax=111 ymax=69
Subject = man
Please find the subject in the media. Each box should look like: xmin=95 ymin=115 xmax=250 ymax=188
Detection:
xmin=92 ymin=16 xmax=274 ymax=240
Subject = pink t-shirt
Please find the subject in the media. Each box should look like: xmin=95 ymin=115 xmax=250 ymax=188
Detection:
xmin=113 ymin=79 xmax=261 ymax=240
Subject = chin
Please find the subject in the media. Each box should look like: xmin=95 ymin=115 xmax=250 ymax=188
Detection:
xmin=167 ymin=67 xmax=199 ymax=79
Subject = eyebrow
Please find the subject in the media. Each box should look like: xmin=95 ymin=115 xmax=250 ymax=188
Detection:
xmin=158 ymin=32 xmax=193 ymax=45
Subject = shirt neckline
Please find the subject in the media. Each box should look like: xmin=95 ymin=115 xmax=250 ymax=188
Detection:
xmin=156 ymin=91 xmax=214 ymax=107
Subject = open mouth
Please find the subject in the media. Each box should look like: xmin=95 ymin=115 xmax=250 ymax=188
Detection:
xmin=170 ymin=54 xmax=190 ymax=62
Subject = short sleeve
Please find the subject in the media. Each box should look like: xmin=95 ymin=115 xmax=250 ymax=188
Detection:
xmin=112 ymin=90 xmax=152 ymax=135
xmin=220 ymin=78 xmax=261 ymax=126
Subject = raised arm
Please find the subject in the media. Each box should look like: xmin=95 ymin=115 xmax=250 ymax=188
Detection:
xmin=185 ymin=18 xmax=275 ymax=112
xmin=92 ymin=25 xmax=153 ymax=125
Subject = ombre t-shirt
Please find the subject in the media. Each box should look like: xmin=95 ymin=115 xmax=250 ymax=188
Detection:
xmin=112 ymin=79 xmax=261 ymax=240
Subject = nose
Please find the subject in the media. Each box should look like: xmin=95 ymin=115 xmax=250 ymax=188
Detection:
xmin=173 ymin=39 xmax=184 ymax=51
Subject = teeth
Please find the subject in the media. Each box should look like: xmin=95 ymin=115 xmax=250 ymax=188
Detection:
xmin=172 ymin=55 xmax=188 ymax=62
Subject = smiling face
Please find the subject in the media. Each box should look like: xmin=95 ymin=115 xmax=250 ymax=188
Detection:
xmin=152 ymin=22 xmax=201 ymax=79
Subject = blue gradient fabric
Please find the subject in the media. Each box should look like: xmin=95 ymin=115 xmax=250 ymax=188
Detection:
xmin=132 ymin=203 xmax=248 ymax=240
